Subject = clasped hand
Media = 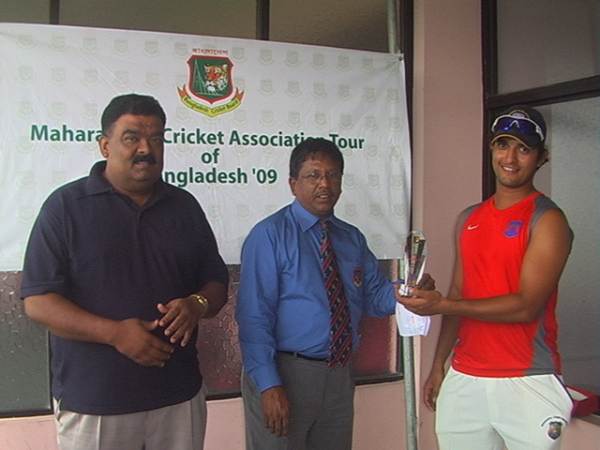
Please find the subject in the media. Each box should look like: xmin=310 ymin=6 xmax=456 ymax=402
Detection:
xmin=157 ymin=296 xmax=204 ymax=346
xmin=110 ymin=318 xmax=173 ymax=367
xmin=111 ymin=296 xmax=202 ymax=368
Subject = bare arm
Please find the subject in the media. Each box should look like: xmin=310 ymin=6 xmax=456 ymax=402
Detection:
xmin=423 ymin=224 xmax=463 ymax=411
xmin=401 ymin=209 xmax=572 ymax=323
xmin=24 ymin=293 xmax=173 ymax=367
xmin=429 ymin=281 xmax=461 ymax=374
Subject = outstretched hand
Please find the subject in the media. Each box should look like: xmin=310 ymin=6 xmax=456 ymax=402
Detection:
xmin=393 ymin=272 xmax=437 ymax=310
xmin=417 ymin=273 xmax=436 ymax=291
xmin=397 ymin=288 xmax=446 ymax=316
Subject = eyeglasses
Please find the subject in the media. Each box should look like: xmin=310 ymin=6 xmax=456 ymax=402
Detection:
xmin=491 ymin=114 xmax=545 ymax=142
xmin=300 ymin=170 xmax=342 ymax=184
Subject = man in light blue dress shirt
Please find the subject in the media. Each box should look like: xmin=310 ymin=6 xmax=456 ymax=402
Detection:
xmin=236 ymin=138 xmax=430 ymax=450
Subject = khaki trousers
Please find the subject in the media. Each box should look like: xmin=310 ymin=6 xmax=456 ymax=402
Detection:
xmin=54 ymin=385 xmax=207 ymax=450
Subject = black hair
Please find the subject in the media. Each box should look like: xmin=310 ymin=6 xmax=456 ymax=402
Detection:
xmin=101 ymin=93 xmax=166 ymax=136
xmin=289 ymin=138 xmax=344 ymax=178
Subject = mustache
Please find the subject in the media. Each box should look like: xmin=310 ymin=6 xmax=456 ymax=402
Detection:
xmin=132 ymin=154 xmax=157 ymax=164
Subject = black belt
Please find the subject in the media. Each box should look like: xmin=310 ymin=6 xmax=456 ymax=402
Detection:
xmin=279 ymin=351 xmax=327 ymax=362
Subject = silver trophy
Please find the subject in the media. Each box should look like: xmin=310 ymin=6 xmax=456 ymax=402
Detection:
xmin=397 ymin=230 xmax=427 ymax=296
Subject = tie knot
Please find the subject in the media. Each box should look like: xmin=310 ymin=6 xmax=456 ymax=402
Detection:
xmin=319 ymin=220 xmax=331 ymax=254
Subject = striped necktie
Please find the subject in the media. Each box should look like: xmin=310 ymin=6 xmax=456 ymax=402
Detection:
xmin=320 ymin=220 xmax=352 ymax=367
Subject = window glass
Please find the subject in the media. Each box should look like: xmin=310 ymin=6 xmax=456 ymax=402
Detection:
xmin=0 ymin=272 xmax=50 ymax=417
xmin=0 ymin=0 xmax=49 ymax=23
xmin=535 ymin=98 xmax=600 ymax=393
xmin=497 ymin=0 xmax=600 ymax=93
xmin=270 ymin=0 xmax=388 ymax=52
xmin=59 ymin=0 xmax=256 ymax=38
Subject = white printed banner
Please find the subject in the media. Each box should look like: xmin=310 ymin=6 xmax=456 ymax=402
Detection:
xmin=0 ymin=23 xmax=411 ymax=269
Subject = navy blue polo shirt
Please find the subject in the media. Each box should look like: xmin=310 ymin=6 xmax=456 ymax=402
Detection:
xmin=21 ymin=161 xmax=229 ymax=415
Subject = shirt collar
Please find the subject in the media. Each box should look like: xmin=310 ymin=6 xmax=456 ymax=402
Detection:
xmin=85 ymin=160 xmax=113 ymax=195
xmin=84 ymin=160 xmax=170 ymax=202
xmin=291 ymin=199 xmax=342 ymax=232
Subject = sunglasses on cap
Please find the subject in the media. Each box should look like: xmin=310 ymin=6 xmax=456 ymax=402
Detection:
xmin=491 ymin=113 xmax=545 ymax=142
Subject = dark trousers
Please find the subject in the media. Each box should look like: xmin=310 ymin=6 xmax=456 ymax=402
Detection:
xmin=242 ymin=352 xmax=355 ymax=450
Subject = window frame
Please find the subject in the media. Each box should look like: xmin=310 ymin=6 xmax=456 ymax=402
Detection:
xmin=481 ymin=0 xmax=600 ymax=198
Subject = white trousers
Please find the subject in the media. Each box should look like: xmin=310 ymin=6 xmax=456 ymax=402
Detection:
xmin=54 ymin=386 xmax=207 ymax=450
xmin=436 ymin=368 xmax=573 ymax=450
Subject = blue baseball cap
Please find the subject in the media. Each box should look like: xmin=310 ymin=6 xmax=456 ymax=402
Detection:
xmin=491 ymin=106 xmax=547 ymax=149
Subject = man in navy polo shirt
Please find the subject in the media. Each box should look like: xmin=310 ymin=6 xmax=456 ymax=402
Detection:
xmin=21 ymin=93 xmax=229 ymax=450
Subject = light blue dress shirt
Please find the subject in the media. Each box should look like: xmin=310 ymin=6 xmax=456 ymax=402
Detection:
xmin=236 ymin=200 xmax=396 ymax=392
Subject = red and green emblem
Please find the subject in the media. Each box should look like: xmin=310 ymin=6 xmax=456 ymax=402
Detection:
xmin=178 ymin=53 xmax=244 ymax=117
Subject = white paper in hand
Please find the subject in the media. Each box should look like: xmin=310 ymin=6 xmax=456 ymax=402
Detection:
xmin=395 ymin=302 xmax=430 ymax=336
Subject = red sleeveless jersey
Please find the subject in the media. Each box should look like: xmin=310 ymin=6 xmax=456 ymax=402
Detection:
xmin=452 ymin=192 xmax=564 ymax=377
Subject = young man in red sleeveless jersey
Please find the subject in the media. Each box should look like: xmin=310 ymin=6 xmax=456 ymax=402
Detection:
xmin=399 ymin=106 xmax=573 ymax=450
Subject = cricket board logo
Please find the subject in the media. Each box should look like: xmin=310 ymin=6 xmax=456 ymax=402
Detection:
xmin=177 ymin=50 xmax=244 ymax=118
xmin=541 ymin=416 xmax=567 ymax=441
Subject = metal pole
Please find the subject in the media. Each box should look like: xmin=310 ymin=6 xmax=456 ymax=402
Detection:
xmin=387 ymin=0 xmax=400 ymax=54
xmin=388 ymin=0 xmax=418 ymax=449
xmin=402 ymin=336 xmax=418 ymax=450
xmin=255 ymin=0 xmax=270 ymax=41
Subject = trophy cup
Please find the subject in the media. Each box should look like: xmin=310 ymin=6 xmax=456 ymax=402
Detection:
xmin=395 ymin=230 xmax=430 ymax=336
xmin=397 ymin=230 xmax=427 ymax=296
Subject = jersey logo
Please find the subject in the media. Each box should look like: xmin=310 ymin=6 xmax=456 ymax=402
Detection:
xmin=466 ymin=224 xmax=479 ymax=230
xmin=542 ymin=416 xmax=567 ymax=440
xmin=504 ymin=220 xmax=523 ymax=238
